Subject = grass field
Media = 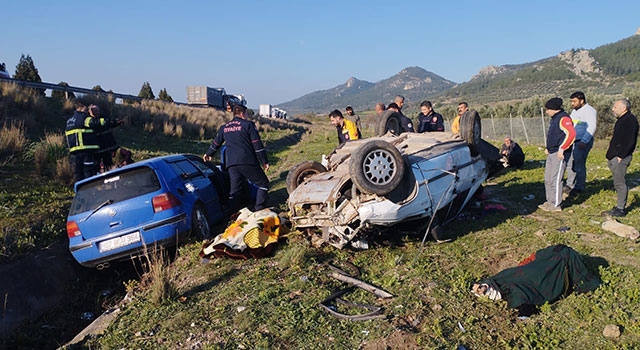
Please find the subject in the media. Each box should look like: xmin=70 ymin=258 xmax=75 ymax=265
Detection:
xmin=2 ymin=106 xmax=640 ymax=349
xmin=72 ymin=119 xmax=640 ymax=349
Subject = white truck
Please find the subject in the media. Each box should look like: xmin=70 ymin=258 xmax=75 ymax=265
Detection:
xmin=259 ymin=104 xmax=272 ymax=118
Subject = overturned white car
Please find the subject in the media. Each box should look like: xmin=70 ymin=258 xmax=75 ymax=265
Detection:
xmin=286 ymin=111 xmax=501 ymax=249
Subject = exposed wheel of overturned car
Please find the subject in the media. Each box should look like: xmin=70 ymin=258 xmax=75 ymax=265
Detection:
xmin=286 ymin=160 xmax=327 ymax=194
xmin=460 ymin=110 xmax=482 ymax=156
xmin=375 ymin=111 xmax=403 ymax=136
xmin=191 ymin=204 xmax=211 ymax=240
xmin=349 ymin=140 xmax=405 ymax=195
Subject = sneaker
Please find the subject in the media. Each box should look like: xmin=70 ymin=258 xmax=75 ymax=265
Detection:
xmin=539 ymin=202 xmax=561 ymax=212
xmin=602 ymin=207 xmax=625 ymax=217
xmin=537 ymin=202 xmax=549 ymax=210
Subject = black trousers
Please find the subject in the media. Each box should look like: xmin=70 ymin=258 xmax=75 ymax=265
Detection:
xmin=70 ymin=152 xmax=97 ymax=182
xmin=228 ymin=164 xmax=269 ymax=211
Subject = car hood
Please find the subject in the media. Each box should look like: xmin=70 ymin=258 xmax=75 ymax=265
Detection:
xmin=288 ymin=172 xmax=350 ymax=205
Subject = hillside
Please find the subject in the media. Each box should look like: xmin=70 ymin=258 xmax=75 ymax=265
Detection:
xmin=279 ymin=32 xmax=640 ymax=112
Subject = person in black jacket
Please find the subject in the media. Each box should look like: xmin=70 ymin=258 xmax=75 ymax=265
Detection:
xmin=417 ymin=100 xmax=444 ymax=132
xmin=65 ymin=103 xmax=121 ymax=181
xmin=388 ymin=102 xmax=414 ymax=133
xmin=602 ymin=99 xmax=639 ymax=217
xmin=88 ymin=104 xmax=121 ymax=172
xmin=203 ymin=105 xmax=270 ymax=212
xmin=66 ymin=104 xmax=94 ymax=181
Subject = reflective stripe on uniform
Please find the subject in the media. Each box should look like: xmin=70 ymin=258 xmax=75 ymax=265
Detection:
xmin=66 ymin=128 xmax=99 ymax=152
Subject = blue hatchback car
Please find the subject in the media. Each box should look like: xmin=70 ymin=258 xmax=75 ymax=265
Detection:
xmin=66 ymin=154 xmax=232 ymax=269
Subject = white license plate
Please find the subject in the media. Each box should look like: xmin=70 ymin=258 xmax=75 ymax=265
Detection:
xmin=99 ymin=231 xmax=141 ymax=252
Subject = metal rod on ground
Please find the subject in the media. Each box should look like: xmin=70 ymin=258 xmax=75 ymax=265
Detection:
xmin=520 ymin=114 xmax=530 ymax=144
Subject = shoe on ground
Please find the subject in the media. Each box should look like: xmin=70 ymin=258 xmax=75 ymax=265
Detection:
xmin=538 ymin=202 xmax=561 ymax=212
xmin=569 ymin=188 xmax=582 ymax=196
xmin=602 ymin=207 xmax=625 ymax=217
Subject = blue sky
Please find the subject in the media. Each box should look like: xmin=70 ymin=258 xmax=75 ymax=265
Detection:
xmin=3 ymin=1 xmax=639 ymax=108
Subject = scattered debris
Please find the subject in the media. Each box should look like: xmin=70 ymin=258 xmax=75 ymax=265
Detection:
xmin=601 ymin=219 xmax=640 ymax=241
xmin=430 ymin=304 xmax=443 ymax=312
xmin=319 ymin=263 xmax=393 ymax=321
xmin=328 ymin=272 xmax=393 ymax=299
xmin=482 ymin=204 xmax=507 ymax=216
xmin=80 ymin=312 xmax=94 ymax=321
xmin=509 ymin=223 xmax=523 ymax=234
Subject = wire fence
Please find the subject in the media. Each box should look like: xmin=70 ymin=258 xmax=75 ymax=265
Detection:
xmin=444 ymin=109 xmax=550 ymax=146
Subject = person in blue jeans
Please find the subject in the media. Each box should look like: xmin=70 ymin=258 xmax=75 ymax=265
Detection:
xmin=565 ymin=91 xmax=597 ymax=196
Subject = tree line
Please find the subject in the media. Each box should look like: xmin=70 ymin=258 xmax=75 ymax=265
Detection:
xmin=1 ymin=54 xmax=174 ymax=102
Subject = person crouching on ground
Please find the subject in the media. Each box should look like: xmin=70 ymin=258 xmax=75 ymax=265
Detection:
xmin=500 ymin=136 xmax=525 ymax=168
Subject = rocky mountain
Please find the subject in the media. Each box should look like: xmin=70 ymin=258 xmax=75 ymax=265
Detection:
xmin=278 ymin=67 xmax=455 ymax=113
xmin=437 ymin=33 xmax=640 ymax=104
xmin=277 ymin=31 xmax=640 ymax=113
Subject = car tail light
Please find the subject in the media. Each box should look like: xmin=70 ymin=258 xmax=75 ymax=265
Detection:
xmin=67 ymin=220 xmax=81 ymax=238
xmin=152 ymin=192 xmax=181 ymax=213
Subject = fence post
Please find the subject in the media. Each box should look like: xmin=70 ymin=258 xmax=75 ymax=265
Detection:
xmin=490 ymin=113 xmax=496 ymax=139
xmin=509 ymin=108 xmax=514 ymax=140
xmin=520 ymin=114 xmax=530 ymax=145
xmin=540 ymin=107 xmax=547 ymax=145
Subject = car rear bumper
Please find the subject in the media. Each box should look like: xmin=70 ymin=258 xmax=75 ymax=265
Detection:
xmin=69 ymin=213 xmax=188 ymax=268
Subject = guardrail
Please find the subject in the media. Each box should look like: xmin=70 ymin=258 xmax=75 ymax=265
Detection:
xmin=0 ymin=76 xmax=143 ymax=102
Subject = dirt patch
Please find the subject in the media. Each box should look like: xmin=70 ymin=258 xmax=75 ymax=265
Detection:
xmin=363 ymin=329 xmax=419 ymax=350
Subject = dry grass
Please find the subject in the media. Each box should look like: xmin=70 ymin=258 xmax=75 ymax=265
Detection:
xmin=137 ymin=244 xmax=180 ymax=306
xmin=0 ymin=120 xmax=26 ymax=163
xmin=20 ymin=132 xmax=73 ymax=181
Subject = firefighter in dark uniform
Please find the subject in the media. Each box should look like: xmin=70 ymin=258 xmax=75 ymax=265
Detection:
xmin=203 ymin=105 xmax=270 ymax=212
xmin=65 ymin=103 xmax=121 ymax=181
xmin=88 ymin=104 xmax=121 ymax=172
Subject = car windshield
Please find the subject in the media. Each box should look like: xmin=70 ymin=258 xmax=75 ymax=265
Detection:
xmin=69 ymin=167 xmax=161 ymax=215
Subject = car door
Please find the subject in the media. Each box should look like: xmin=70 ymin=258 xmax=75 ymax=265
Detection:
xmin=176 ymin=156 xmax=225 ymax=224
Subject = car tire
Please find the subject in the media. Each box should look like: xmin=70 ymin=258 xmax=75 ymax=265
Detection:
xmin=460 ymin=110 xmax=482 ymax=156
xmin=191 ymin=204 xmax=211 ymax=240
xmin=350 ymin=140 xmax=405 ymax=195
xmin=375 ymin=111 xmax=403 ymax=136
xmin=286 ymin=161 xmax=327 ymax=194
